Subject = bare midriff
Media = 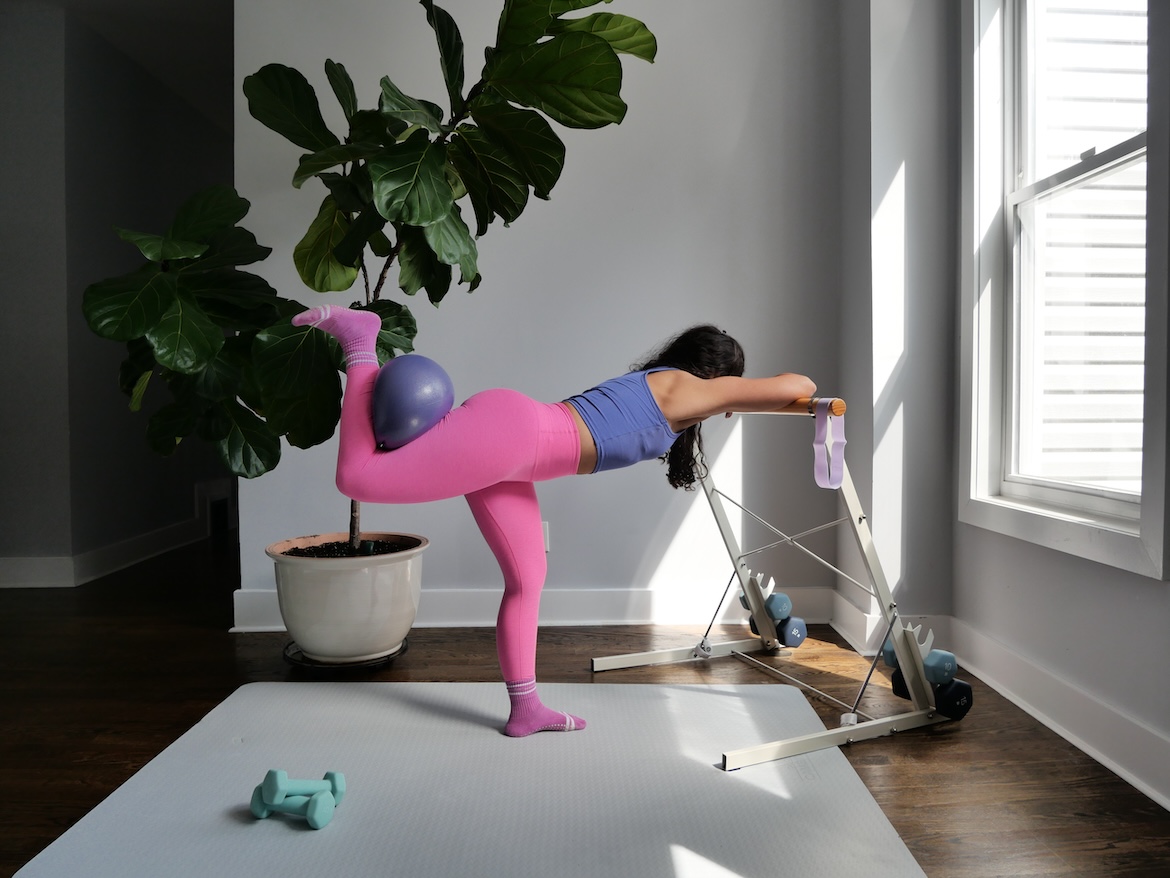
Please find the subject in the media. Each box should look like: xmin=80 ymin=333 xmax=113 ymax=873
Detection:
xmin=562 ymin=401 xmax=598 ymax=475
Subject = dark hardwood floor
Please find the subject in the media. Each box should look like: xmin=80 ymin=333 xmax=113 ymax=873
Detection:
xmin=2 ymin=531 xmax=1168 ymax=877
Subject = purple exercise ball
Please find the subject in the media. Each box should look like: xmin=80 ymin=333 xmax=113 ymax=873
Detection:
xmin=372 ymin=354 xmax=455 ymax=449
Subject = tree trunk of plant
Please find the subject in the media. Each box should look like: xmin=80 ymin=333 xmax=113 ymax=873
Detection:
xmin=349 ymin=499 xmax=361 ymax=553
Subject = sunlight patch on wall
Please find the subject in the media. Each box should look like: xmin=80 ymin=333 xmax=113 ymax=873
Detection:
xmin=873 ymin=161 xmax=906 ymax=399
xmin=647 ymin=419 xmax=744 ymax=624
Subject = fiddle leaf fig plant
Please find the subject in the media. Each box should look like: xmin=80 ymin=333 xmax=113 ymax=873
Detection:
xmin=83 ymin=0 xmax=655 ymax=482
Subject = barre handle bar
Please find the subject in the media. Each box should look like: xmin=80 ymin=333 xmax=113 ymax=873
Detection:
xmin=773 ymin=397 xmax=846 ymax=417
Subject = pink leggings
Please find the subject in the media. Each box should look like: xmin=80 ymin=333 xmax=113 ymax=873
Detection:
xmin=335 ymin=365 xmax=582 ymax=681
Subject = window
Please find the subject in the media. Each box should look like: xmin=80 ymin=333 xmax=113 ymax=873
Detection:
xmin=959 ymin=0 xmax=1170 ymax=576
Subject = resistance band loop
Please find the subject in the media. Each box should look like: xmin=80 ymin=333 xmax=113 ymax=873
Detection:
xmin=813 ymin=398 xmax=846 ymax=489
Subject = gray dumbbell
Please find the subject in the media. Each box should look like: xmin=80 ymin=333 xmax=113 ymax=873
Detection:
xmin=262 ymin=769 xmax=346 ymax=806
xmin=251 ymin=785 xmax=336 ymax=829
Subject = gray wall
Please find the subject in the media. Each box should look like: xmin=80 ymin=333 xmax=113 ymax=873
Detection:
xmin=234 ymin=0 xmax=845 ymax=618
xmin=0 ymin=2 xmax=231 ymax=584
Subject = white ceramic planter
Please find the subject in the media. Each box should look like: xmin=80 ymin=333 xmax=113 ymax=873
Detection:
xmin=266 ymin=532 xmax=428 ymax=664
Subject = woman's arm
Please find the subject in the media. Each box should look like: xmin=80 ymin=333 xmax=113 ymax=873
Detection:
xmin=650 ymin=370 xmax=817 ymax=430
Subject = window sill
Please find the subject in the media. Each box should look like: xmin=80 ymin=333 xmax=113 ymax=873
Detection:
xmin=958 ymin=493 xmax=1164 ymax=578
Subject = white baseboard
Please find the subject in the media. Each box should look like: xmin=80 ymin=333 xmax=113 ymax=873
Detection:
xmin=229 ymin=584 xmax=838 ymax=632
xmin=828 ymin=592 xmax=953 ymax=657
xmin=949 ymin=617 xmax=1170 ymax=812
xmin=0 ymin=478 xmax=231 ymax=589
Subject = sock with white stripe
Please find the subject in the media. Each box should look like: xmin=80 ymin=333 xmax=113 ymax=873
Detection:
xmin=504 ymin=678 xmax=586 ymax=737
xmin=291 ymin=305 xmax=381 ymax=369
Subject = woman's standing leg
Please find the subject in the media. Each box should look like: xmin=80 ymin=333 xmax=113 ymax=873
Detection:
xmin=466 ymin=481 xmax=586 ymax=736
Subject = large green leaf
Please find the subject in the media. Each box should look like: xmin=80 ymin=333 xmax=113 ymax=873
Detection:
xmin=325 ymin=59 xmax=358 ymax=121
xmin=252 ymin=323 xmax=339 ymax=399
xmin=244 ymin=63 xmax=341 ymax=152
xmin=349 ymin=109 xmax=406 ymax=147
xmin=186 ymin=226 xmax=272 ymax=271
xmin=178 ymin=269 xmax=280 ymax=331
xmin=365 ymin=300 xmax=418 ymax=356
xmin=319 ymin=169 xmax=371 ymax=214
xmin=147 ymin=402 xmax=198 ymax=455
xmin=379 ymin=76 xmax=444 ymax=134
xmin=168 ymin=185 xmax=252 ymax=241
xmin=484 ymin=32 xmax=626 ymax=129
xmin=469 ymin=97 xmax=565 ymax=199
xmin=294 ymin=196 xmax=361 ymax=292
xmin=263 ymin=376 xmax=341 ymax=449
xmin=368 ymin=130 xmax=453 ymax=226
xmin=145 ymin=291 xmax=226 ymax=374
xmin=398 ymin=227 xmax=454 ymax=305
xmin=114 ymin=228 xmax=207 ymax=263
xmin=83 ymin=269 xmax=177 ymax=341
xmin=420 ymin=0 xmax=465 ymax=117
xmin=333 ymin=203 xmax=388 ymax=268
xmin=214 ymin=400 xmax=282 ymax=478
xmin=448 ymin=126 xmax=528 ymax=234
xmin=546 ymin=12 xmax=657 ymax=62
xmin=495 ymin=0 xmax=611 ymax=48
xmin=423 ymin=204 xmax=479 ymax=288
xmin=292 ymin=142 xmax=383 ymax=189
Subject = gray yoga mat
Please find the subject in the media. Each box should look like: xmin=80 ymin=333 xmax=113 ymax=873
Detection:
xmin=18 ymin=682 xmax=924 ymax=877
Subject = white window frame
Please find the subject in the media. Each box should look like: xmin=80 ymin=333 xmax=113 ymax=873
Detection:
xmin=958 ymin=0 xmax=1170 ymax=578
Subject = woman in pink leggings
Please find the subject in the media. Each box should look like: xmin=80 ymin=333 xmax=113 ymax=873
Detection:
xmin=294 ymin=306 xmax=816 ymax=736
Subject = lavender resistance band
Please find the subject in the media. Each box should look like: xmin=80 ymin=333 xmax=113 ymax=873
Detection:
xmin=813 ymin=398 xmax=846 ymax=489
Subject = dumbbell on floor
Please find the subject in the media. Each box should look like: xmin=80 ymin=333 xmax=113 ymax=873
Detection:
xmin=890 ymin=667 xmax=974 ymax=721
xmin=250 ymin=786 xmax=336 ymax=830
xmin=883 ymin=641 xmax=957 ymax=685
xmin=749 ymin=612 xmax=807 ymax=647
xmin=262 ymin=769 xmax=346 ymax=806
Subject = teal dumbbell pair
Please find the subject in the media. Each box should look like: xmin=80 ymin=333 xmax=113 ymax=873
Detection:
xmin=884 ymin=639 xmax=973 ymax=721
xmin=250 ymin=769 xmax=346 ymax=830
xmin=744 ymin=591 xmax=807 ymax=647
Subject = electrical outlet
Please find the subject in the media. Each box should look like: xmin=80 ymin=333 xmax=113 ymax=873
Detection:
xmin=543 ymin=520 xmax=550 ymax=552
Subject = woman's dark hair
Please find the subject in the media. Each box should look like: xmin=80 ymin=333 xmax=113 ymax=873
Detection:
xmin=635 ymin=324 xmax=745 ymax=490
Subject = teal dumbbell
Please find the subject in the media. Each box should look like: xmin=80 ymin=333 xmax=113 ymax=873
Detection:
xmin=250 ymin=786 xmax=336 ymax=829
xmin=764 ymin=592 xmax=793 ymax=623
xmin=923 ymin=649 xmax=957 ymax=684
xmin=262 ymin=769 xmax=346 ymax=806
xmin=883 ymin=643 xmax=957 ymax=684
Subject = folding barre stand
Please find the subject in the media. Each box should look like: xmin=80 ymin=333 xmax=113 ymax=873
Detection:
xmin=591 ymin=399 xmax=948 ymax=770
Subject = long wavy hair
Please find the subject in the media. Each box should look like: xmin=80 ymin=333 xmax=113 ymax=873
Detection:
xmin=635 ymin=324 xmax=745 ymax=489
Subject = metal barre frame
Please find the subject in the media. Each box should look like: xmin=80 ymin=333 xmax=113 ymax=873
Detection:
xmin=590 ymin=407 xmax=946 ymax=769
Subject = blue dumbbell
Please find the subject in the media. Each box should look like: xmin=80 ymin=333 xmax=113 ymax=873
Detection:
xmin=777 ymin=616 xmax=807 ymax=647
xmin=923 ymin=649 xmax=957 ymax=684
xmin=764 ymin=592 xmax=793 ymax=623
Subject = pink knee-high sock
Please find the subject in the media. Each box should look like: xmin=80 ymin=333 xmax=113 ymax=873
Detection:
xmin=292 ymin=305 xmax=381 ymax=369
xmin=504 ymin=678 xmax=586 ymax=737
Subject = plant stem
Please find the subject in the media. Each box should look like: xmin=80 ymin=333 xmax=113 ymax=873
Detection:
xmin=349 ymin=499 xmax=361 ymax=553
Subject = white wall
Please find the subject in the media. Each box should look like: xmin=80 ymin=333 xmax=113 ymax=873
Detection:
xmin=233 ymin=0 xmax=845 ymax=627
xmin=829 ymin=0 xmax=956 ymax=651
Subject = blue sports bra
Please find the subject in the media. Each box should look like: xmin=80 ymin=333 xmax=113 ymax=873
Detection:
xmin=566 ymin=367 xmax=683 ymax=473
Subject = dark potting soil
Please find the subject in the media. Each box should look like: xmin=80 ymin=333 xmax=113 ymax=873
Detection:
xmin=283 ymin=537 xmax=422 ymax=559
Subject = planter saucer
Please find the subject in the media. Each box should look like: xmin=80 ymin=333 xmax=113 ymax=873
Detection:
xmin=282 ymin=638 xmax=409 ymax=671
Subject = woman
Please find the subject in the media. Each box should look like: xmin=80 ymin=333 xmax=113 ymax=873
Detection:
xmin=293 ymin=305 xmax=816 ymax=737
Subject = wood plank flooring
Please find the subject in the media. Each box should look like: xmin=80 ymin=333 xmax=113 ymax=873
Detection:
xmin=2 ymin=534 xmax=1168 ymax=877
